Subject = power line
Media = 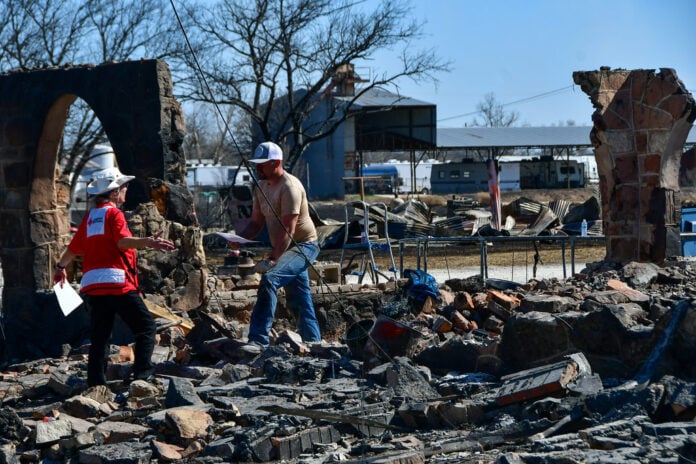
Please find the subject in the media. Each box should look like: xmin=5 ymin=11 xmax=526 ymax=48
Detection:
xmin=168 ymin=0 xmax=244 ymax=159
xmin=167 ymin=0 xmax=356 ymax=317
xmin=437 ymin=85 xmax=576 ymax=123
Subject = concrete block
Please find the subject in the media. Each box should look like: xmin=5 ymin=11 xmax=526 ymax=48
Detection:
xmin=309 ymin=262 xmax=342 ymax=284
xmin=34 ymin=419 xmax=72 ymax=447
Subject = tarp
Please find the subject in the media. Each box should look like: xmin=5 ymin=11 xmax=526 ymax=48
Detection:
xmin=403 ymin=269 xmax=439 ymax=302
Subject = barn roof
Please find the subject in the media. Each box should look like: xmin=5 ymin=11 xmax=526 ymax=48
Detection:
xmin=336 ymin=87 xmax=435 ymax=109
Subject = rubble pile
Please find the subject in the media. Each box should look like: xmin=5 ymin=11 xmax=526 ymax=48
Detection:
xmin=2 ymin=250 xmax=696 ymax=463
xmin=322 ymin=195 xmax=603 ymax=243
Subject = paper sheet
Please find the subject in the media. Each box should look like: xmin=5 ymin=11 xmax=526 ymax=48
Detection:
xmin=213 ymin=232 xmax=256 ymax=244
xmin=53 ymin=282 xmax=83 ymax=316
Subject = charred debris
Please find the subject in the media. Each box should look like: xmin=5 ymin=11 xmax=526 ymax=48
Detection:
xmin=1 ymin=193 xmax=696 ymax=464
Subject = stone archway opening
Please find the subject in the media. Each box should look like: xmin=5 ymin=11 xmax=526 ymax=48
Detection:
xmin=30 ymin=93 xmax=120 ymax=288
xmin=0 ymin=60 xmax=188 ymax=362
xmin=30 ymin=94 xmax=78 ymax=288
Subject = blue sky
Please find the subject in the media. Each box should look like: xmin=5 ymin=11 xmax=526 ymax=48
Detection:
xmin=357 ymin=0 xmax=696 ymax=128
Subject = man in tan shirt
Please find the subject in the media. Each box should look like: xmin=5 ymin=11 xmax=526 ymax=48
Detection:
xmin=238 ymin=142 xmax=321 ymax=346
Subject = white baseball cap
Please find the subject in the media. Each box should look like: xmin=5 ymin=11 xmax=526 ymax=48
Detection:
xmin=86 ymin=167 xmax=135 ymax=195
xmin=248 ymin=142 xmax=283 ymax=163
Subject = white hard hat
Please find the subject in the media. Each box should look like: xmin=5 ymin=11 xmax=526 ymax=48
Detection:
xmin=86 ymin=167 xmax=135 ymax=195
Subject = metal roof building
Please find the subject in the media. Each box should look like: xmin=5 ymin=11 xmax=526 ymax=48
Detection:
xmin=437 ymin=126 xmax=696 ymax=150
xmin=299 ymin=87 xmax=437 ymax=198
xmin=337 ymin=88 xmax=437 ymax=151
xmin=341 ymin=88 xmax=434 ymax=109
xmin=299 ymin=82 xmax=696 ymax=198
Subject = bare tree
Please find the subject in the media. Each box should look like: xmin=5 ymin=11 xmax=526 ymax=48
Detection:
xmin=0 ymin=0 xmax=89 ymax=69
xmin=174 ymin=0 xmax=449 ymax=172
xmin=64 ymin=0 xmax=181 ymax=174
xmin=471 ymin=92 xmax=519 ymax=128
xmin=84 ymin=0 xmax=180 ymax=62
xmin=467 ymin=92 xmax=520 ymax=161
xmin=0 ymin=0 xmax=180 ymax=186
xmin=182 ymin=103 xmax=252 ymax=166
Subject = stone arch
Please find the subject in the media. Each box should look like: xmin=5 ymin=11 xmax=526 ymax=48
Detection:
xmin=0 ymin=60 xmax=186 ymax=360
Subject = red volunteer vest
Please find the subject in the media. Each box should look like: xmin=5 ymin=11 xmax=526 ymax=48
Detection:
xmin=68 ymin=204 xmax=139 ymax=295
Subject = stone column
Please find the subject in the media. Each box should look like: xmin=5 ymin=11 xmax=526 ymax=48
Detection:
xmin=573 ymin=68 xmax=696 ymax=263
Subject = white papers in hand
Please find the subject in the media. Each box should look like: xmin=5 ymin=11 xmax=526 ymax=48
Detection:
xmin=53 ymin=282 xmax=83 ymax=316
xmin=213 ymin=232 xmax=256 ymax=244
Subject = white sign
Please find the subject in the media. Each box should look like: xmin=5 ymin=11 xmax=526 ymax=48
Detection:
xmin=53 ymin=282 xmax=84 ymax=316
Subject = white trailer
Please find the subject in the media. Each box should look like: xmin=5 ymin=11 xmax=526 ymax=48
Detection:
xmin=185 ymin=163 xmax=254 ymax=190
xmin=498 ymin=161 xmax=520 ymax=190
xmin=576 ymin=152 xmax=599 ymax=184
xmin=370 ymin=159 xmax=440 ymax=194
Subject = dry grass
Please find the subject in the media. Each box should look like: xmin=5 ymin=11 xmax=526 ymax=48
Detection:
xmin=318 ymin=240 xmax=606 ymax=275
xmin=408 ymin=241 xmax=605 ymax=268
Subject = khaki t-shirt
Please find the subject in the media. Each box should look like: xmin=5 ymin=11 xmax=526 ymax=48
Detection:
xmin=253 ymin=172 xmax=318 ymax=246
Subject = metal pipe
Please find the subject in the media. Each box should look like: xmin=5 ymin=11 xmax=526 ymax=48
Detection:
xmin=399 ymin=241 xmax=404 ymax=278
xmin=480 ymin=237 xmax=486 ymax=281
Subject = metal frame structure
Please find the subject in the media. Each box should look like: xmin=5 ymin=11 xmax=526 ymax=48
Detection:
xmin=398 ymin=235 xmax=606 ymax=282
xmin=340 ymin=200 xmax=398 ymax=284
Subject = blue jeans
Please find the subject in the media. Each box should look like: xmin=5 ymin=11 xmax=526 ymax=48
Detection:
xmin=248 ymin=241 xmax=321 ymax=345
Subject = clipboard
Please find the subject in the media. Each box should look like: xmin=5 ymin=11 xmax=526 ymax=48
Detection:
xmin=213 ymin=231 xmax=256 ymax=244
xmin=53 ymin=282 xmax=84 ymax=316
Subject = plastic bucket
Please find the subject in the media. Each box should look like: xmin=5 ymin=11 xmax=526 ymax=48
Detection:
xmin=367 ymin=315 xmax=425 ymax=359
xmin=342 ymin=319 xmax=375 ymax=360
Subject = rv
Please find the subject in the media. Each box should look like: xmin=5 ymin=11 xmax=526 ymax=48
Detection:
xmin=518 ymin=157 xmax=585 ymax=189
xmin=185 ymin=162 xmax=254 ymax=190
xmin=430 ymin=160 xmax=489 ymax=194
xmin=431 ymin=157 xmax=586 ymax=194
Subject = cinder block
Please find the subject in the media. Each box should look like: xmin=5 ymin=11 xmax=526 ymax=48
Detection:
xmin=309 ymin=262 xmax=342 ymax=284
xmin=322 ymin=264 xmax=341 ymax=284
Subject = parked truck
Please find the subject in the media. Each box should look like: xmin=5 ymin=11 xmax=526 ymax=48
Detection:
xmin=356 ymin=159 xmax=440 ymax=194
xmin=379 ymin=159 xmax=438 ymax=194
xmin=185 ymin=162 xmax=256 ymax=229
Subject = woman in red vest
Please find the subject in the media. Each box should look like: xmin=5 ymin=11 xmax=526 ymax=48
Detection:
xmin=54 ymin=167 xmax=175 ymax=386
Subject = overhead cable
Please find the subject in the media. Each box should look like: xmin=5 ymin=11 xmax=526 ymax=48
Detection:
xmin=438 ymin=85 xmax=576 ymax=123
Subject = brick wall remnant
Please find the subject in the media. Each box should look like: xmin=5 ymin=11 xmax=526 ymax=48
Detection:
xmin=573 ymin=68 xmax=696 ymax=263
